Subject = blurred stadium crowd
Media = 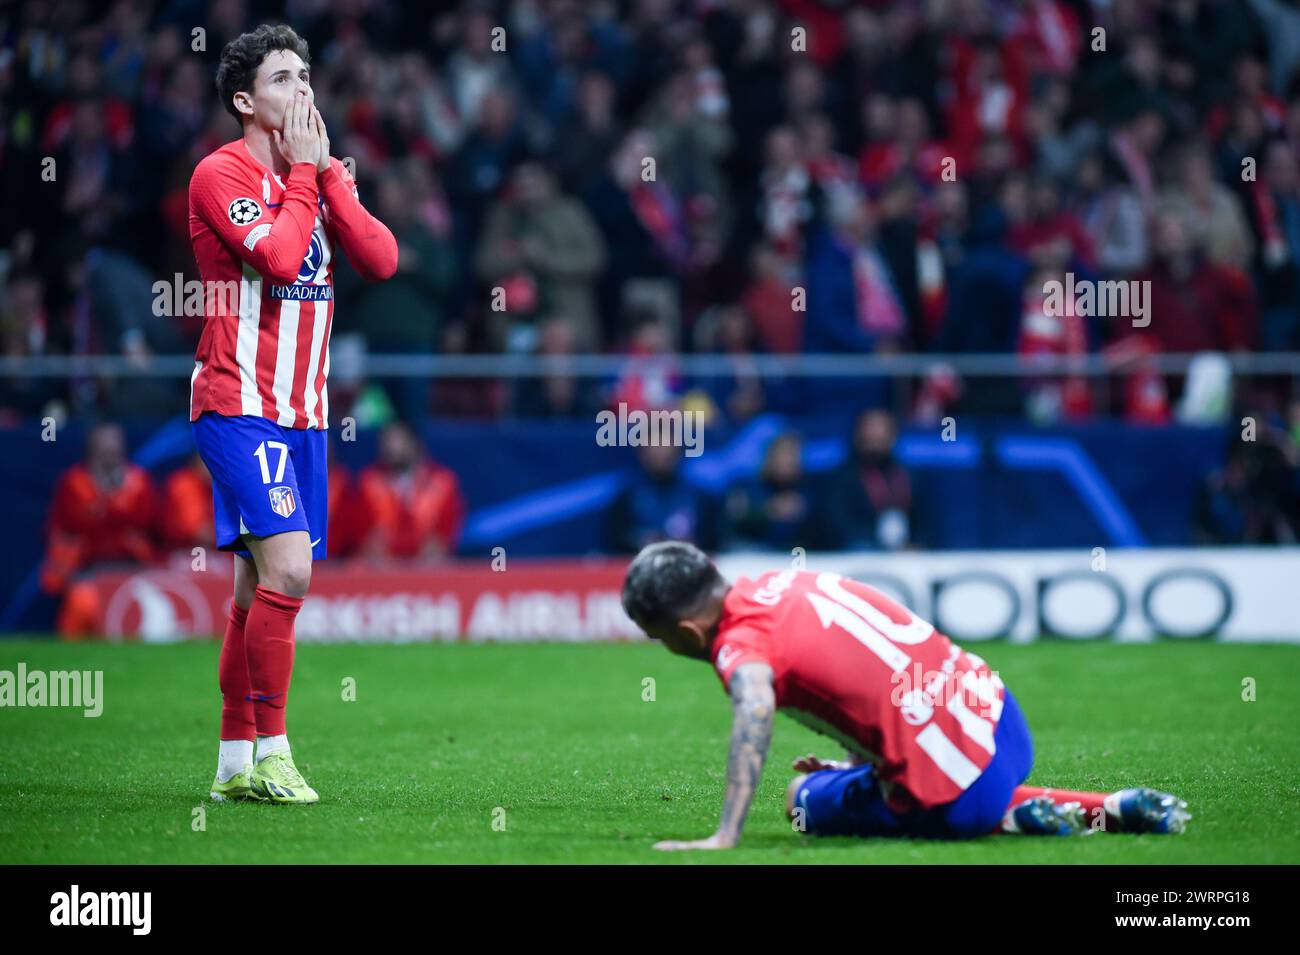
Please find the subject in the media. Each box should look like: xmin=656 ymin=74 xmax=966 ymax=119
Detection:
xmin=3 ymin=0 xmax=1300 ymax=425
xmin=4 ymin=0 xmax=1300 ymax=618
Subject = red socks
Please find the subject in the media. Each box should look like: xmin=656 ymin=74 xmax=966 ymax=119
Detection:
xmin=243 ymin=585 xmax=304 ymax=737
xmin=218 ymin=602 xmax=254 ymax=740
xmin=1010 ymin=785 xmax=1112 ymax=828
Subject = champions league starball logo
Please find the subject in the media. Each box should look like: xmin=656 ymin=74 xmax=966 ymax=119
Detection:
xmin=227 ymin=197 xmax=262 ymax=226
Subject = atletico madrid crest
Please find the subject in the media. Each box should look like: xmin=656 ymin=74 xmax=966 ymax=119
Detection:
xmin=268 ymin=485 xmax=297 ymax=518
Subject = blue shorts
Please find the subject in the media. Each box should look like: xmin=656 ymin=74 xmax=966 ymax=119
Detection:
xmin=192 ymin=412 xmax=328 ymax=561
xmin=795 ymin=690 xmax=1034 ymax=840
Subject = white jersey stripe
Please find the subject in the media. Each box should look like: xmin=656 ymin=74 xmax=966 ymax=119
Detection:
xmin=301 ymin=297 xmax=329 ymax=428
xmin=318 ymin=331 xmax=330 ymax=426
xmin=189 ymin=360 xmax=202 ymax=419
xmin=963 ymin=669 xmax=1004 ymax=722
xmin=915 ymin=723 xmax=983 ymax=791
xmin=272 ymin=299 xmax=301 ymax=427
xmin=236 ymin=269 xmax=263 ymax=416
xmin=945 ymin=689 xmax=997 ymax=755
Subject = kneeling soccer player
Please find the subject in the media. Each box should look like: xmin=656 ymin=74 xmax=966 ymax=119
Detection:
xmin=620 ymin=541 xmax=1189 ymax=850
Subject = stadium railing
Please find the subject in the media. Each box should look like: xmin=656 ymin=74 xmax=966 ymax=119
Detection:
xmin=4 ymin=351 xmax=1295 ymax=419
xmin=4 ymin=352 xmax=1299 ymax=378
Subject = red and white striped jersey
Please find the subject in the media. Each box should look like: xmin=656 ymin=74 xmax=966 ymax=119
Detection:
xmin=713 ymin=570 xmax=1006 ymax=812
xmin=188 ymin=140 xmax=397 ymax=429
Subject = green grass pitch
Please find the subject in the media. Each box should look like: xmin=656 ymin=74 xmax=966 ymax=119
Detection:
xmin=1 ymin=639 xmax=1297 ymax=864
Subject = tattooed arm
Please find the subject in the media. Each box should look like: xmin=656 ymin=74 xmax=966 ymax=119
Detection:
xmin=654 ymin=662 xmax=776 ymax=851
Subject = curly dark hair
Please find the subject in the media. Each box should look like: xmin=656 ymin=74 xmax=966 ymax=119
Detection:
xmin=215 ymin=24 xmax=311 ymax=123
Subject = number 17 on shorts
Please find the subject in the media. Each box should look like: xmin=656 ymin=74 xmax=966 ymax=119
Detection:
xmin=192 ymin=411 xmax=330 ymax=560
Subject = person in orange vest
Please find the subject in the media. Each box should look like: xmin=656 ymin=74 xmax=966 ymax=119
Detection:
xmin=356 ymin=421 xmax=465 ymax=561
xmin=43 ymin=422 xmax=158 ymax=636
xmin=326 ymin=447 xmax=372 ymax=560
xmin=160 ymin=453 xmax=216 ymax=554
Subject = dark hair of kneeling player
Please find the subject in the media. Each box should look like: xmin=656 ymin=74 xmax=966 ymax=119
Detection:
xmin=621 ymin=540 xmax=727 ymax=634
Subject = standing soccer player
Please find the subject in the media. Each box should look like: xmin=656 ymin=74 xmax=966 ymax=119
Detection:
xmin=189 ymin=25 xmax=398 ymax=803
xmin=621 ymin=542 xmax=1189 ymax=848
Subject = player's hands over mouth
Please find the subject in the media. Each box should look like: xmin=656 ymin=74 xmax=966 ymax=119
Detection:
xmin=653 ymin=832 xmax=737 ymax=852
xmin=274 ymin=93 xmax=319 ymax=168
xmin=311 ymin=106 xmax=331 ymax=174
